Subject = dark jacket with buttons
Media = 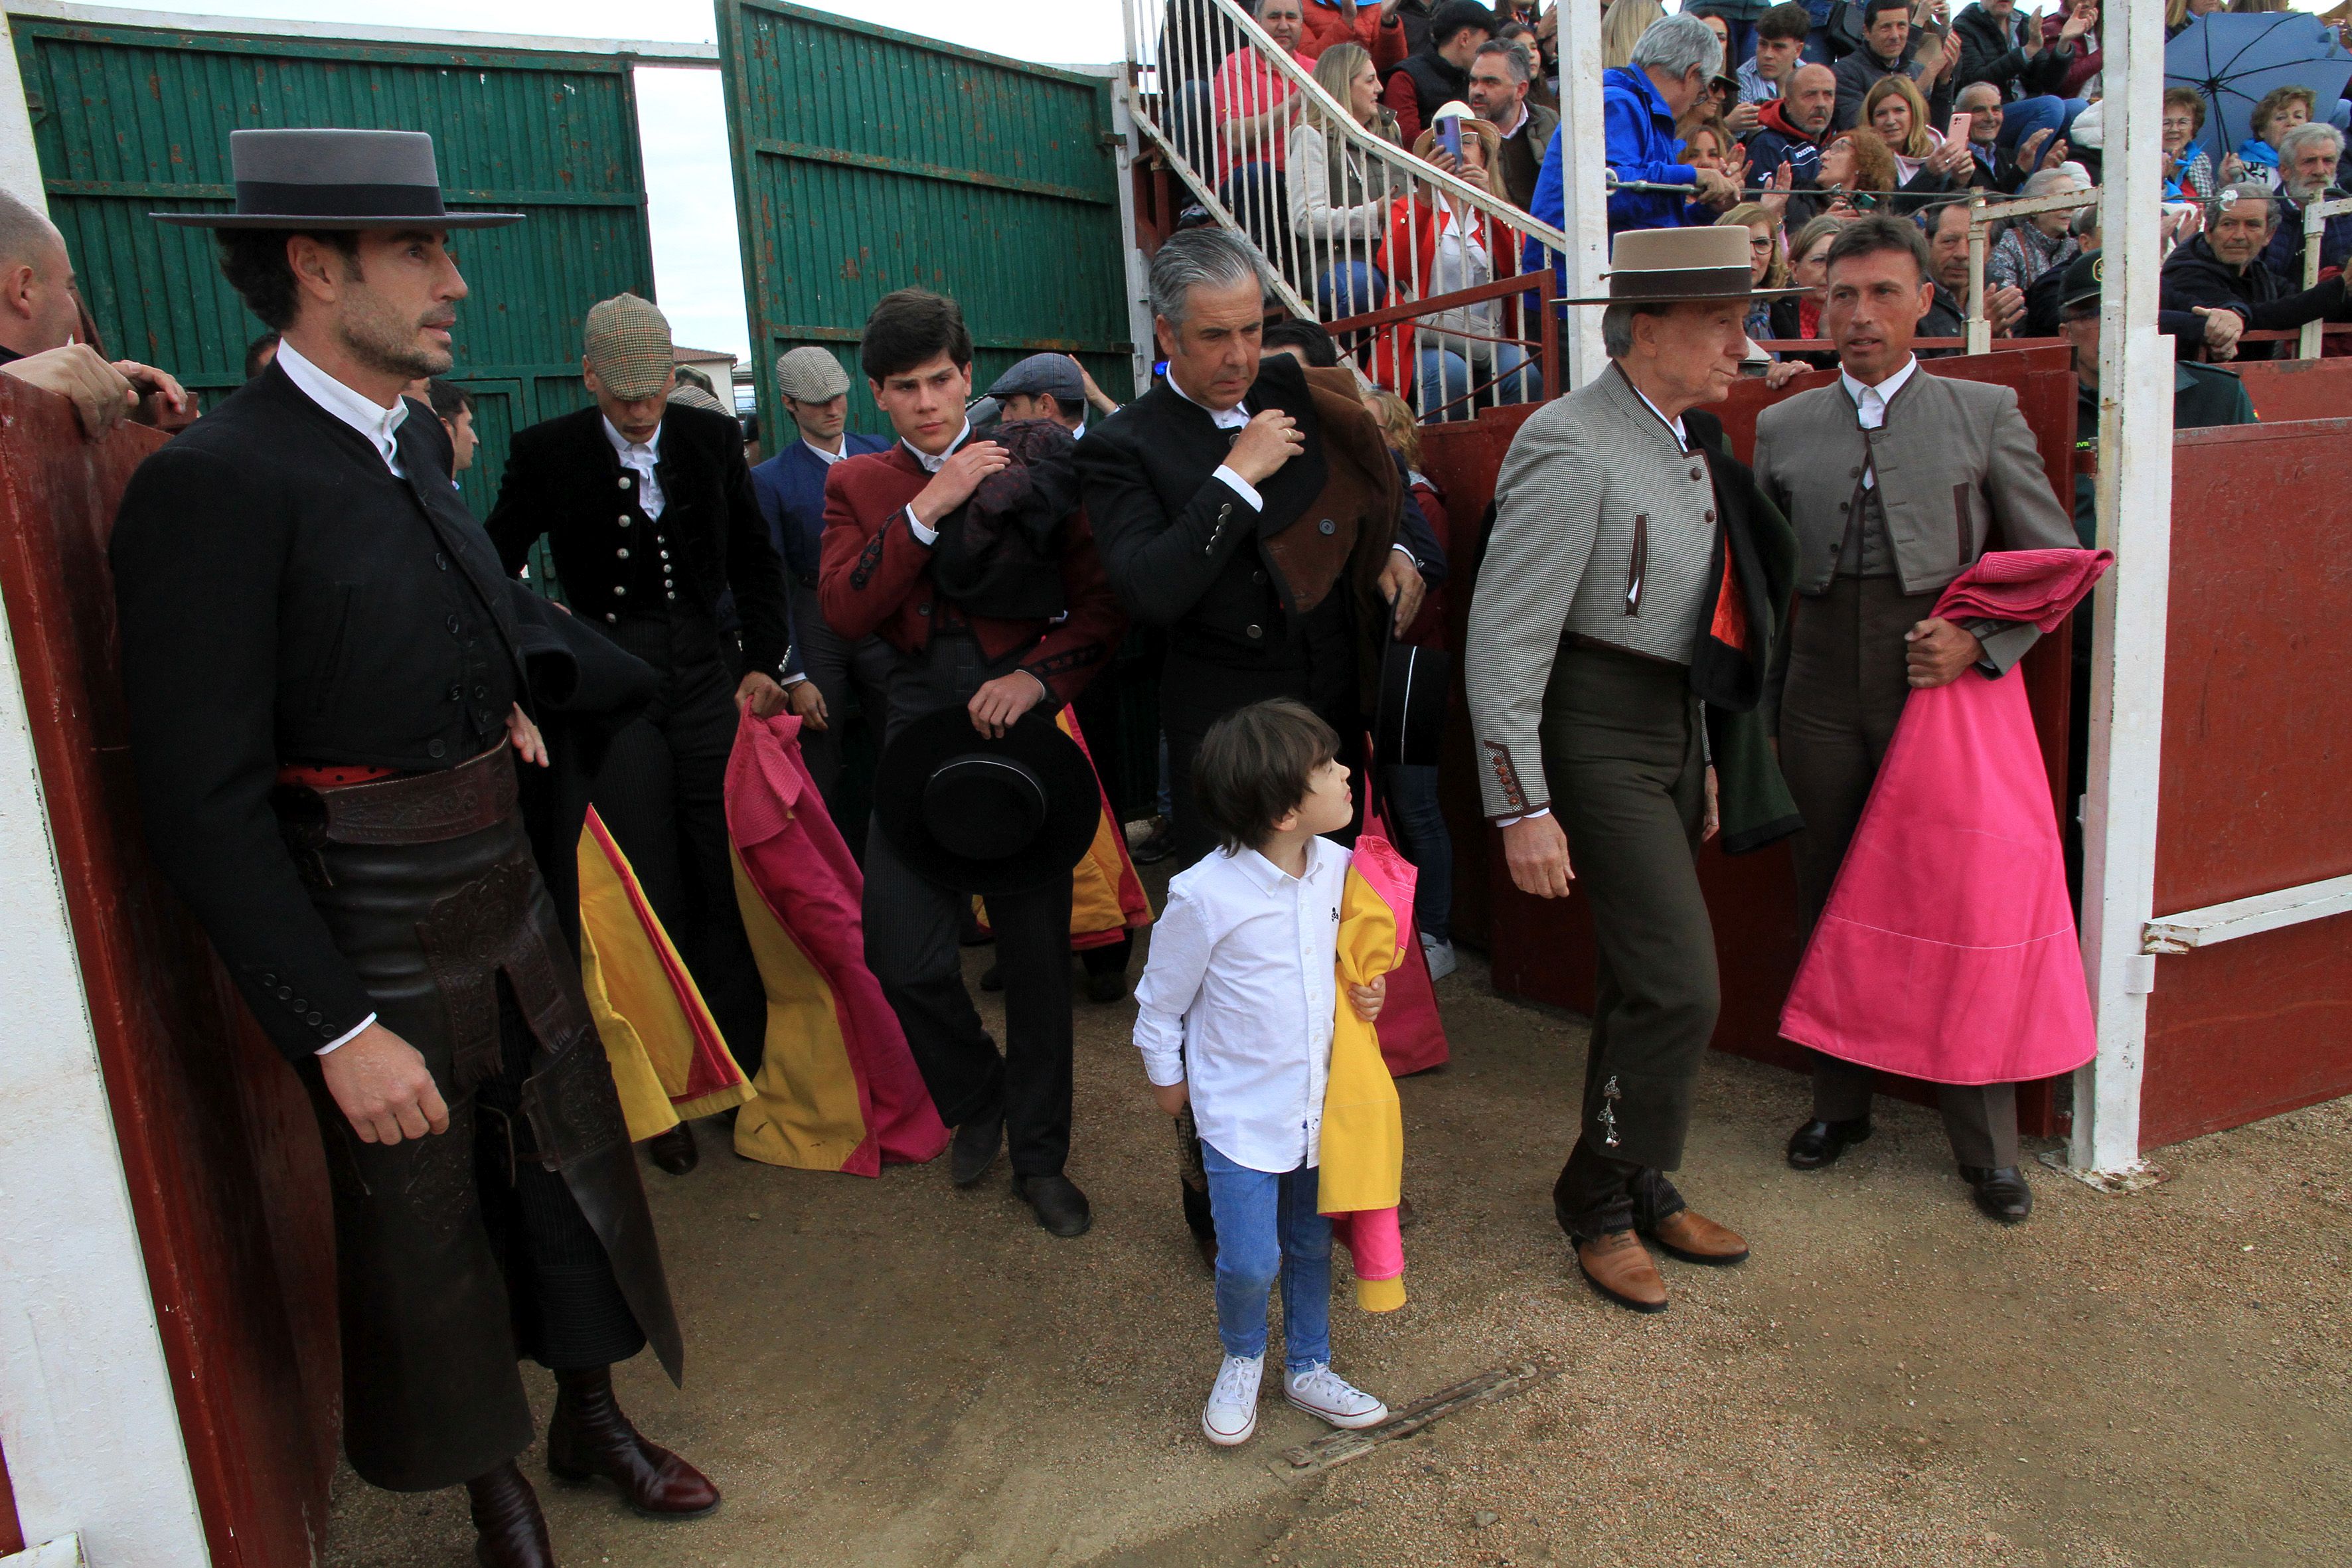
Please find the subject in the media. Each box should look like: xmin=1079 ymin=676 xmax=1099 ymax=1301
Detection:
xmin=108 ymin=361 xmax=624 ymax=1062
xmin=1077 ymin=356 xmax=1407 ymax=710
xmin=485 ymin=401 xmax=790 ymax=676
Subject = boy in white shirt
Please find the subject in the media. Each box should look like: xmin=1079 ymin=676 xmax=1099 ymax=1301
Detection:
xmin=1133 ymin=700 xmax=1393 ymax=1447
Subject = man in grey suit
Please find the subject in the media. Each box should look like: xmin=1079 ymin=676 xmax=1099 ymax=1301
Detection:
xmin=1752 ymin=214 xmax=2078 ymax=1225
xmin=1467 ymin=226 xmax=1800 ymax=1315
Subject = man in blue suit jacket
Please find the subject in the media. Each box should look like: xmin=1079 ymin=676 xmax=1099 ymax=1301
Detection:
xmin=748 ymin=346 xmax=891 ymax=819
xmin=1526 ymin=13 xmax=1740 ymax=291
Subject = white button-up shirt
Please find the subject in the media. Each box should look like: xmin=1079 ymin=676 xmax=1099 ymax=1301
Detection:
xmin=603 ymin=416 xmax=666 ymax=518
xmin=1133 ymin=835 xmax=1347 ymax=1172
xmin=1841 ymin=354 xmax=1918 ymax=489
xmin=275 ymin=338 xmax=407 ymax=477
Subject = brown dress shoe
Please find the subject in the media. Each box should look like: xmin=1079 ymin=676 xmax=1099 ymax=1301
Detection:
xmin=547 ymin=1367 xmax=721 ymax=1518
xmin=467 ymin=1460 xmax=556 ymax=1568
xmin=1577 ymin=1229 xmax=1669 ymax=1314
xmin=1643 ymin=1209 xmax=1750 ymax=1266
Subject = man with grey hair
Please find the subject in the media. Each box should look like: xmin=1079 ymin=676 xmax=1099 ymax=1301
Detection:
xmin=2162 ymin=181 xmax=2352 ymax=362
xmin=0 ymin=187 xmax=186 ymax=435
xmin=2262 ymin=121 xmax=2350 ymax=286
xmin=1076 ymin=224 xmax=1413 ymax=1260
xmin=1466 ymin=226 xmax=1801 ymax=1314
xmin=748 ymin=345 xmax=890 ymax=823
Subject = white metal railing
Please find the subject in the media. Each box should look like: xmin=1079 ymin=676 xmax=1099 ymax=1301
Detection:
xmin=1962 ymin=187 xmax=2099 ymax=355
xmin=1119 ymin=0 xmax=1570 ymax=418
xmin=2298 ymin=193 xmax=2352 ymax=359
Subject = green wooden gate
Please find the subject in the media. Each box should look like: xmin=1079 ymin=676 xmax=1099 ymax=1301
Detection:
xmin=716 ymin=0 xmax=1133 ymax=433
xmin=11 ymin=14 xmax=658 ymax=540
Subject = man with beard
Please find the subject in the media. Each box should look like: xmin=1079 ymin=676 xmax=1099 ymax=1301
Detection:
xmin=110 ymin=129 xmax=713 ymax=1567
xmin=487 ymin=293 xmax=792 ymax=1176
xmin=2259 ymin=123 xmax=2351 ymax=288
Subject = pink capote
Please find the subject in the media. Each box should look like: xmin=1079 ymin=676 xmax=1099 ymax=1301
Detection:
xmin=1363 ymin=779 xmax=1450 ymax=1077
xmin=1780 ymin=548 xmax=2113 ymax=1086
xmin=726 ymin=709 xmax=950 ymax=1171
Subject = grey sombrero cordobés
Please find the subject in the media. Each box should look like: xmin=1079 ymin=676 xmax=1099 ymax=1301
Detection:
xmin=1559 ymin=225 xmax=1808 ymax=306
xmin=153 ymin=128 xmax=522 ymax=230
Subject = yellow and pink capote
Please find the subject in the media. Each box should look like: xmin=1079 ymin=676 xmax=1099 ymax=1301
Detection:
xmin=1320 ymin=834 xmax=1417 ymax=1312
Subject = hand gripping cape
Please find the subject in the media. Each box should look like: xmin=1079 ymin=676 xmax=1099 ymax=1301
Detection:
xmin=578 ymin=807 xmax=755 ymax=1140
xmin=725 ymin=708 xmax=951 ymax=1173
xmin=1780 ymin=548 xmax=2114 ymax=1086
xmin=1320 ymin=834 xmax=1417 ymax=1312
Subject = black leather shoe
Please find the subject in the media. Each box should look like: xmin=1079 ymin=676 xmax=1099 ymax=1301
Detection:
xmin=951 ymin=1111 xmax=1002 ymax=1187
xmin=1960 ymin=1164 xmax=2033 ymax=1224
xmin=1014 ymin=1173 xmax=1093 ymax=1237
xmin=1132 ymin=823 xmax=1174 ymax=864
xmin=1085 ymin=969 xmax=1128 ymax=1004
xmin=644 ymin=1123 xmax=698 ymax=1176
xmin=979 ymin=963 xmax=1004 ymax=992
xmin=1786 ymin=1116 xmax=1872 ymax=1170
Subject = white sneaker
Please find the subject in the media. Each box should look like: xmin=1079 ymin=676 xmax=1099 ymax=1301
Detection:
xmin=1201 ymin=1353 xmax=1265 ymax=1447
xmin=1420 ymin=934 xmax=1458 ymax=981
xmin=1285 ymin=1362 xmax=1389 ymax=1429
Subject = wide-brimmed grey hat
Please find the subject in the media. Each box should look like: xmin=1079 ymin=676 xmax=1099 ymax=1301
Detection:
xmin=985 ymin=353 xmax=1085 ymax=406
xmin=153 ymin=128 xmax=522 ymax=230
xmin=1559 ymin=226 xmax=1806 ymax=306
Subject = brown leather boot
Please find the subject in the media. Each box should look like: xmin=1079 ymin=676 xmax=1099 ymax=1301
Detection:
xmin=546 ymin=1366 xmax=721 ymax=1518
xmin=467 ymin=1460 xmax=556 ymax=1568
xmin=1577 ymin=1230 xmax=1668 ymax=1314
xmin=1643 ymin=1209 xmax=1750 ymax=1266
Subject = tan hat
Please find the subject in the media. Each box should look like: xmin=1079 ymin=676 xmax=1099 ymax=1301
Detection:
xmin=584 ymin=293 xmax=674 ymax=400
xmin=1562 ymin=226 xmax=1806 ymax=305
xmin=667 ymin=382 xmax=728 ymax=414
xmin=775 ymin=345 xmax=850 ymax=403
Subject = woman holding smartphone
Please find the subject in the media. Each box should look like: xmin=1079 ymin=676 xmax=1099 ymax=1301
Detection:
xmin=1863 ymin=76 xmax=1975 ymax=209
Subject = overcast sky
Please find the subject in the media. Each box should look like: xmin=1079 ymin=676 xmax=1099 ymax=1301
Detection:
xmin=112 ymin=0 xmax=1124 ymax=362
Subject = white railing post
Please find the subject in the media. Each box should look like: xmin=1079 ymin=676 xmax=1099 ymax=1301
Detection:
xmin=1553 ymin=0 xmax=1607 ymax=385
xmin=2298 ymin=195 xmax=2352 ymax=360
xmin=2070 ymin=0 xmax=2171 ymax=1183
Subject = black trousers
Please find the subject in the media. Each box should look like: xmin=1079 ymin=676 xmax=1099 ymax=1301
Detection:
xmin=789 ymin=578 xmax=898 ymax=842
xmin=1541 ymin=647 xmax=1717 ymax=1241
xmin=591 ymin=613 xmax=768 ymax=1076
xmin=862 ymin=633 xmax=1076 ymax=1176
xmin=1780 ymin=577 xmax=2019 ymax=1170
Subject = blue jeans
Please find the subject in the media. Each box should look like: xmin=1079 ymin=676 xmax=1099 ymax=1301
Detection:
xmin=1316 ymin=261 xmax=1387 ymax=321
xmin=1381 ymin=763 xmax=1452 ymax=942
xmin=1996 ymin=95 xmax=2088 ymax=157
xmin=1219 ymin=162 xmax=1288 ymax=248
xmin=1202 ymin=1140 xmax=1331 ymax=1372
xmin=1413 ymin=341 xmax=1534 ymax=422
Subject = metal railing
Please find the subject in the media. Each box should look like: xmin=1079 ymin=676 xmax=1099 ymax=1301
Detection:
xmin=1119 ymin=0 xmax=1569 ymax=419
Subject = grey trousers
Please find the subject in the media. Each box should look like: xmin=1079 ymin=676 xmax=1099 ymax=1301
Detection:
xmin=1542 ymin=646 xmax=1717 ymax=1235
xmin=1780 ymin=576 xmax=2019 ymax=1170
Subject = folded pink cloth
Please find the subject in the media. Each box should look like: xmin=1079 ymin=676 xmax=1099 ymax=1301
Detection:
xmin=1780 ymin=548 xmax=2112 ymax=1086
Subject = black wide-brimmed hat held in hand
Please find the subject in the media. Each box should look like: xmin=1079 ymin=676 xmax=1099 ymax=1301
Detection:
xmin=872 ymin=707 xmax=1101 ymax=897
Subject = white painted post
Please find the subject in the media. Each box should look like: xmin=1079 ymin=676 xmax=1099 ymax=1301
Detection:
xmin=1106 ymin=66 xmax=1156 ymax=398
xmin=2070 ymin=0 xmax=2172 ymax=1181
xmin=0 ymin=14 xmax=45 ymax=210
xmin=1552 ymin=0 xmax=1607 ymax=387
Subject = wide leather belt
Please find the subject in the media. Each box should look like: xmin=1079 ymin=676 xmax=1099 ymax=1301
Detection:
xmin=289 ymin=745 xmax=516 ymax=846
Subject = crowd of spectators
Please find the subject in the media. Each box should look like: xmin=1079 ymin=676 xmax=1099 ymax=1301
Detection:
xmin=1171 ymin=0 xmax=2352 ymax=420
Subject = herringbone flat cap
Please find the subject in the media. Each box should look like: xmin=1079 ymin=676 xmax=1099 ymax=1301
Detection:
xmin=584 ymin=293 xmax=674 ymax=400
xmin=775 ymin=346 xmax=850 ymax=402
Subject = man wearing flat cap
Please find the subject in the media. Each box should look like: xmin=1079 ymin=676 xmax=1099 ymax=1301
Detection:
xmin=1467 ymin=225 xmax=1802 ymax=1316
xmin=749 ymin=343 xmax=891 ymax=823
xmin=487 ymin=291 xmax=791 ymax=1179
xmin=110 ymin=127 xmax=714 ymax=1568
xmin=977 ymin=351 xmax=1115 ymax=437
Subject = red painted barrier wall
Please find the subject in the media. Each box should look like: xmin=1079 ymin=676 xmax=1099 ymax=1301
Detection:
xmin=0 ymin=382 xmax=337 ymax=1566
xmin=1421 ymin=353 xmax=2078 ymax=1133
xmin=2141 ymin=418 xmax=2352 ymax=1148
xmin=2230 ymin=356 xmax=2352 ymax=424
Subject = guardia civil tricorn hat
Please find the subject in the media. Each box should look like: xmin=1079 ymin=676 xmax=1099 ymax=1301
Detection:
xmin=152 ymin=129 xmax=523 ymax=230
xmin=1560 ymin=225 xmax=1806 ymax=306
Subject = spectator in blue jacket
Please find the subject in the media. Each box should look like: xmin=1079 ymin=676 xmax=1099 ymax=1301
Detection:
xmin=747 ymin=345 xmax=890 ymax=820
xmin=1525 ymin=12 xmax=1739 ymax=288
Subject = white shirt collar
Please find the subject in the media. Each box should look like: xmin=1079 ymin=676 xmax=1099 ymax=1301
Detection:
xmin=902 ymin=420 xmax=972 ymax=473
xmin=274 ymin=337 xmax=407 ymax=473
xmin=1168 ymin=371 xmax=1251 ymax=431
xmin=1618 ymin=366 xmax=1687 ymax=449
xmin=603 ymin=413 xmax=661 ymax=463
xmin=803 ymin=435 xmax=849 ymax=465
xmin=1841 ymin=355 xmax=1919 ymax=420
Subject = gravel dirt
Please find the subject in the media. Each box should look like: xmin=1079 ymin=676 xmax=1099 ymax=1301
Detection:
xmin=324 ymin=912 xmax=2352 ymax=1568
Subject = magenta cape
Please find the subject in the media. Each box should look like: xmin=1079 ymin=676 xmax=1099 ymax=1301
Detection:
xmin=1779 ymin=548 xmax=2113 ymax=1086
xmin=1362 ymin=786 xmax=1449 ymax=1076
xmin=725 ymin=709 xmax=949 ymax=1174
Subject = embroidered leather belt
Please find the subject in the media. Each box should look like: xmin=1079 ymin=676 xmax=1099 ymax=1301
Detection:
xmin=282 ymin=744 xmax=516 ymax=846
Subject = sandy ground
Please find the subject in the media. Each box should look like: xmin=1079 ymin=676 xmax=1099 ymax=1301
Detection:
xmin=325 ymin=921 xmax=2352 ymax=1568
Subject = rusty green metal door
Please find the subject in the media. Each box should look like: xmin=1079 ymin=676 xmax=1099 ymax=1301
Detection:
xmin=716 ymin=0 xmax=1132 ymax=434
xmin=11 ymin=13 xmax=657 ymax=544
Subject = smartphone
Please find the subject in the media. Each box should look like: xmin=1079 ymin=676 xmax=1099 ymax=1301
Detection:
xmin=1438 ymin=115 xmax=1462 ymax=161
xmin=1946 ymin=111 xmax=1972 ymax=147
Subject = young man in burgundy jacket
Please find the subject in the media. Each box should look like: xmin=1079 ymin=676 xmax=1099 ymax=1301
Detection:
xmin=819 ymin=288 xmax=1125 ymax=1237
